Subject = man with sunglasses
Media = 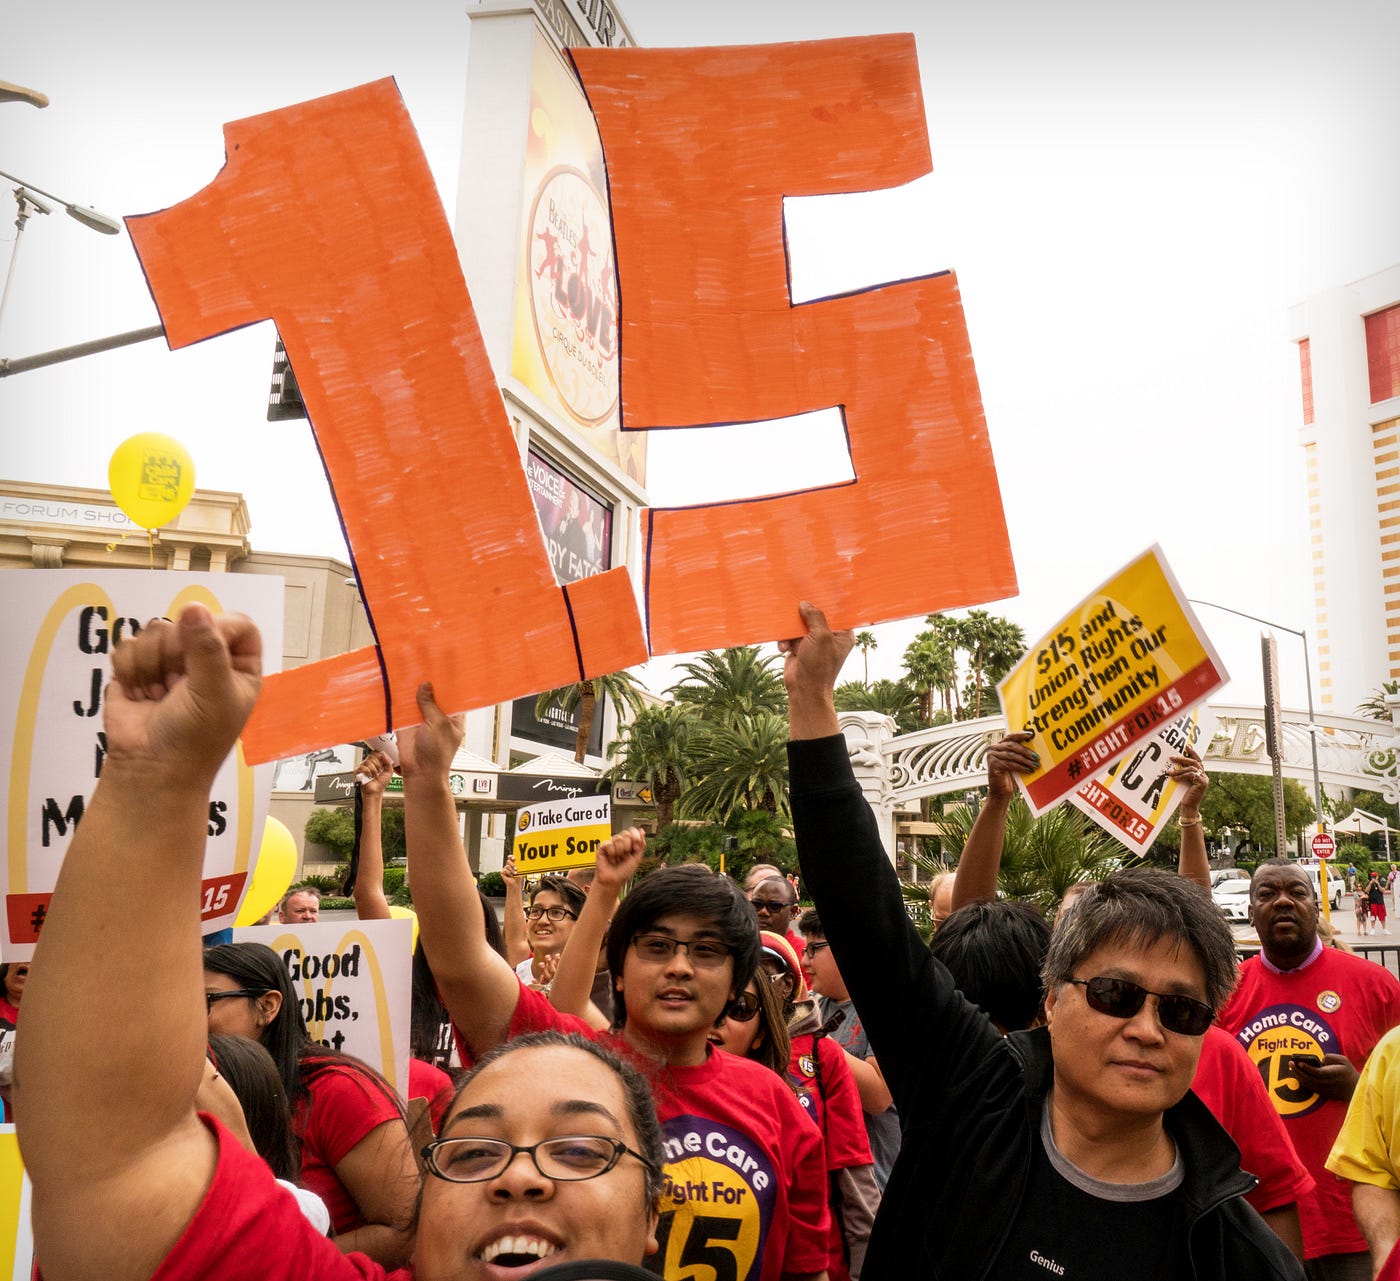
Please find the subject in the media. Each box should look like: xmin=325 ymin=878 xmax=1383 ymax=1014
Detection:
xmin=1219 ymin=859 xmax=1400 ymax=1278
xmin=749 ymin=876 xmax=805 ymax=961
xmin=401 ymin=684 xmax=831 ymax=1281
xmin=780 ymin=602 xmax=1301 ymax=1280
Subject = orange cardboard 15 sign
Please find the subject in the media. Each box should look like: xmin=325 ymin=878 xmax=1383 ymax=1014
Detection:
xmin=127 ymin=80 xmax=648 ymax=763
xmin=127 ymin=39 xmax=1014 ymax=763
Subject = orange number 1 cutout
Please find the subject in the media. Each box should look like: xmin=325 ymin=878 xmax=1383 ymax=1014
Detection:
xmin=572 ymin=35 xmax=1017 ymax=651
xmin=127 ymin=79 xmax=647 ymax=764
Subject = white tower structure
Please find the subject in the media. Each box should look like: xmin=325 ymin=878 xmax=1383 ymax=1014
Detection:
xmin=1289 ymin=264 xmax=1400 ymax=716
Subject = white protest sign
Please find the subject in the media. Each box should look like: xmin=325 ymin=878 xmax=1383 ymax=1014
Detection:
xmin=235 ymin=917 xmax=412 ymax=1097
xmin=0 ymin=572 xmax=283 ymax=959
xmin=513 ymin=793 xmax=612 ymax=875
xmin=1066 ymin=706 xmax=1218 ymax=854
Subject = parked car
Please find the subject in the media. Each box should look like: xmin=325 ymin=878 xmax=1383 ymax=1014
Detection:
xmin=1212 ymin=878 xmax=1252 ymax=924
xmin=1210 ymin=868 xmax=1249 ymax=888
xmin=1300 ymin=862 xmax=1346 ymax=911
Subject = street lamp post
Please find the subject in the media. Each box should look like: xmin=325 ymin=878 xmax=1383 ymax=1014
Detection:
xmin=1188 ymin=599 xmax=1325 ymax=831
xmin=0 ymin=168 xmax=121 ymax=338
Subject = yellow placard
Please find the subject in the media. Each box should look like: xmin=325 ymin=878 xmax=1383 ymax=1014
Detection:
xmin=997 ymin=546 xmax=1227 ymax=815
xmin=513 ymin=794 xmax=612 ymax=874
xmin=0 ymin=1126 xmax=32 ymax=1277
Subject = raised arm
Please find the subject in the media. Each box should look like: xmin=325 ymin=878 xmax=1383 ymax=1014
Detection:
xmin=951 ymin=732 xmax=1037 ymax=909
xmin=1168 ymin=745 xmax=1210 ymax=891
xmin=351 ymin=750 xmax=395 ymax=920
xmin=501 ymin=853 xmax=533 ymax=967
xmin=782 ymin=602 xmax=1006 ymax=1112
xmin=17 ymin=606 xmax=260 ymax=1281
xmin=399 ymin=683 xmax=522 ymax=1057
xmin=548 ymin=831 xmax=644 ymax=1021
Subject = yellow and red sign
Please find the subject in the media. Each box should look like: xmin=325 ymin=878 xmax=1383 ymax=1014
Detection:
xmin=997 ymin=546 xmax=1227 ymax=815
xmin=513 ymin=794 xmax=612 ymax=875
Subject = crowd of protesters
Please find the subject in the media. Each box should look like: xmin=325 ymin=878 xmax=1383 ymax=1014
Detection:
xmin=15 ymin=602 xmax=1400 ymax=1281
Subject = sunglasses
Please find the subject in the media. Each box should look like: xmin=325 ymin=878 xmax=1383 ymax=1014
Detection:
xmin=1067 ymin=977 xmax=1213 ymax=1036
xmin=725 ymin=991 xmax=761 ymax=1022
xmin=749 ymin=899 xmax=793 ymax=913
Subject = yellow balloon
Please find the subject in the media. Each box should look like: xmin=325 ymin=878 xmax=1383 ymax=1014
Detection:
xmin=388 ymin=905 xmax=420 ymax=953
xmin=108 ymin=432 xmax=195 ymax=530
xmin=235 ymin=817 xmax=298 ymax=926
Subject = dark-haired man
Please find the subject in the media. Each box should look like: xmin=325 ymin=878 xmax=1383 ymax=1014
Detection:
xmin=1220 ymin=859 xmax=1400 ymax=1277
xmin=780 ymin=602 xmax=1301 ymax=1279
xmin=750 ymin=874 xmax=805 ymax=961
xmin=401 ymin=687 xmax=831 ymax=1281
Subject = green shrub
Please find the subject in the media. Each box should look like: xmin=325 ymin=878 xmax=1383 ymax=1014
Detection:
xmin=298 ymin=873 xmax=343 ymax=894
xmin=319 ymin=896 xmax=355 ymax=911
xmin=382 ymin=866 xmax=406 ymax=897
xmin=478 ymin=871 xmax=506 ymax=897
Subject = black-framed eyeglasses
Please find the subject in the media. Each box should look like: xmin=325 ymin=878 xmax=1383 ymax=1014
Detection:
xmin=749 ymin=899 xmax=793 ymax=913
xmin=525 ymin=905 xmax=578 ymax=922
xmin=1067 ymin=977 xmax=1214 ymax=1036
xmin=205 ymin=988 xmax=269 ymax=1012
xmin=422 ymin=1134 xmax=658 ymax=1184
xmin=631 ymin=934 xmax=731 ymax=968
xmin=803 ymin=941 xmax=830 ymax=957
xmin=724 ymin=991 xmax=761 ymax=1022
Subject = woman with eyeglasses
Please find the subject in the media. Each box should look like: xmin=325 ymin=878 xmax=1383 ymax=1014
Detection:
xmin=202 ymin=940 xmax=420 ymax=1267
xmin=15 ymin=607 xmax=668 ymax=1281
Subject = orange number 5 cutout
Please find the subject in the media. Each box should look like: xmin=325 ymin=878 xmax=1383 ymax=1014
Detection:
xmin=572 ymin=35 xmax=1017 ymax=652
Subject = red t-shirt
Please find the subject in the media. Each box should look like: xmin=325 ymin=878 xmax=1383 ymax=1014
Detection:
xmin=152 ymin=1115 xmax=399 ymax=1281
xmin=1382 ymin=1238 xmax=1400 ymax=1281
xmin=0 ymin=997 xmax=17 ymax=1124
xmin=1220 ymin=948 xmax=1400 ymax=1258
xmin=787 ymin=1031 xmax=872 ymax=1281
xmin=407 ymin=1057 xmax=456 ymax=1133
xmin=1191 ymin=1024 xmax=1314 ymax=1214
xmin=294 ymin=1060 xmax=405 ymax=1235
xmin=506 ymin=984 xmax=832 ymax=1281
xmin=787 ymin=1032 xmax=871 ymax=1172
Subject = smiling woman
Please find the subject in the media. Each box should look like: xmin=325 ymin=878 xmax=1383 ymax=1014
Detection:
xmin=11 ymin=611 xmax=664 ymax=1281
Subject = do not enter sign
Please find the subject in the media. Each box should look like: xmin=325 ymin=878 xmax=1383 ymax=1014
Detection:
xmin=1312 ymin=832 xmax=1336 ymax=860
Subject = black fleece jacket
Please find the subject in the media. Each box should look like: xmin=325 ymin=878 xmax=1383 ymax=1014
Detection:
xmin=789 ymin=733 xmax=1303 ymax=1280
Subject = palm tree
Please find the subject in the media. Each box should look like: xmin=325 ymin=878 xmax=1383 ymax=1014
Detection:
xmin=902 ymin=633 xmax=957 ymax=723
xmin=679 ymin=711 xmax=791 ymax=824
xmin=606 ymin=704 xmax=696 ymax=831
xmin=855 ymin=631 xmax=878 ymax=686
xmin=667 ymin=647 xmax=786 ymax=725
xmin=956 ymin=611 xmax=1027 ymax=719
xmin=1358 ymin=681 xmax=1400 ymax=721
xmin=535 ymin=669 xmax=646 ymax=764
xmin=835 ymin=678 xmax=922 ymax=734
xmin=938 ymin=793 xmax=1123 ymax=916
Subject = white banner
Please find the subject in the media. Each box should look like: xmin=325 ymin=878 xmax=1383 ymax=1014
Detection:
xmin=235 ymin=917 xmax=412 ymax=1097
xmin=1067 ymin=706 xmax=1217 ymax=854
xmin=0 ymin=572 xmax=283 ymax=959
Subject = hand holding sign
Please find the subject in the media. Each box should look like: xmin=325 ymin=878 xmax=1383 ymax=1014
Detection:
xmin=1166 ymin=746 xmax=1209 ymax=814
xmin=396 ymin=684 xmax=464 ymax=783
xmin=986 ymin=732 xmax=1037 ymax=803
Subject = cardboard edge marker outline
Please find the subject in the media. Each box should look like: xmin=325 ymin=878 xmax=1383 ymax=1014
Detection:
xmin=572 ymin=35 xmax=1017 ymax=652
xmin=125 ymin=79 xmax=646 ymax=765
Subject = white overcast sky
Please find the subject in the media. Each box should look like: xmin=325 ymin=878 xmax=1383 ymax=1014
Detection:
xmin=3 ymin=0 xmax=1399 ymax=710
